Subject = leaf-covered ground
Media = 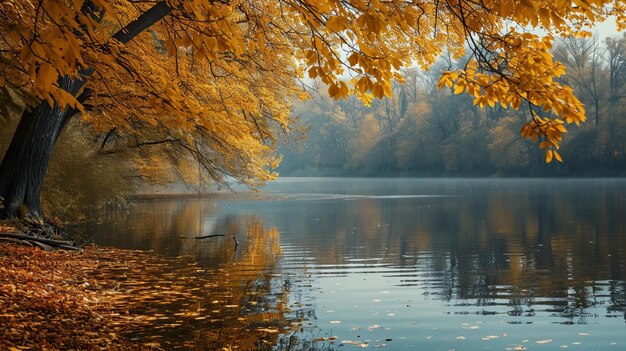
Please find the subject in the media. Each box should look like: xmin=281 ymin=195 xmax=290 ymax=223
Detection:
xmin=0 ymin=243 xmax=144 ymax=350
xmin=0 ymin=237 xmax=290 ymax=350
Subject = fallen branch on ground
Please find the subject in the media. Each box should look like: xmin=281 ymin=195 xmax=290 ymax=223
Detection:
xmin=0 ymin=232 xmax=81 ymax=251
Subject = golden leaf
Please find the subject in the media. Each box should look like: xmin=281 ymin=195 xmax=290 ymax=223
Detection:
xmin=545 ymin=149 xmax=553 ymax=163
xmin=553 ymin=150 xmax=563 ymax=162
xmin=326 ymin=16 xmax=348 ymax=32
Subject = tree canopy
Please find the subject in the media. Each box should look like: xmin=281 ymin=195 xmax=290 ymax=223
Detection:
xmin=1 ymin=0 xmax=625 ymax=188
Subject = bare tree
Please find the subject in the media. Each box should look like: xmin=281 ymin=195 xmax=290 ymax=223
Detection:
xmin=554 ymin=36 xmax=609 ymax=126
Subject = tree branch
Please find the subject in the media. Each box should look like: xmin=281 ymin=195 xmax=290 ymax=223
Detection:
xmin=111 ymin=1 xmax=172 ymax=45
xmin=130 ymin=138 xmax=181 ymax=147
xmin=0 ymin=232 xmax=81 ymax=251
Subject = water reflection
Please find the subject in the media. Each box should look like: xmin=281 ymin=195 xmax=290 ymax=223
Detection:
xmin=85 ymin=179 xmax=626 ymax=350
xmin=84 ymin=205 xmax=302 ymax=349
xmin=259 ymin=180 xmax=626 ymax=322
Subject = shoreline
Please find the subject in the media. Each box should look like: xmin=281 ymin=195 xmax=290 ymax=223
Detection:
xmin=0 ymin=242 xmax=152 ymax=350
xmin=0 ymin=239 xmax=290 ymax=350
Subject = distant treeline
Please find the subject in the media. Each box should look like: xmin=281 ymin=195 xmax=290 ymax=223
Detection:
xmin=279 ymin=34 xmax=626 ymax=177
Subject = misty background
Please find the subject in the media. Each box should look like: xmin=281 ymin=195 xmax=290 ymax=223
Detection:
xmin=278 ymin=34 xmax=626 ymax=177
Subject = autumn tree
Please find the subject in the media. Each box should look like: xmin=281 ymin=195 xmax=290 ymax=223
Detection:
xmin=282 ymin=91 xmax=354 ymax=173
xmin=1 ymin=0 xmax=625 ymax=218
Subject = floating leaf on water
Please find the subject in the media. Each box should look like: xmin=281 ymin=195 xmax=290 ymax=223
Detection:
xmin=257 ymin=328 xmax=279 ymax=333
xmin=341 ymin=340 xmax=361 ymax=345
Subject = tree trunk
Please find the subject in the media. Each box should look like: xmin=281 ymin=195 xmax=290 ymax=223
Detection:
xmin=0 ymin=1 xmax=170 ymax=219
xmin=0 ymin=77 xmax=85 ymax=218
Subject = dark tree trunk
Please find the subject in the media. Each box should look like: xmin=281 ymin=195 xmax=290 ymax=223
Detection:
xmin=0 ymin=1 xmax=170 ymax=219
xmin=0 ymin=77 xmax=85 ymax=218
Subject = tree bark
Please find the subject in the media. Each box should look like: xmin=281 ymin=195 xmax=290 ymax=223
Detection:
xmin=0 ymin=1 xmax=171 ymax=219
xmin=0 ymin=76 xmax=86 ymax=218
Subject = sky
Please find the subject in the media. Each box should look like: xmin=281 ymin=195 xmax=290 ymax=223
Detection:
xmin=594 ymin=18 xmax=621 ymax=38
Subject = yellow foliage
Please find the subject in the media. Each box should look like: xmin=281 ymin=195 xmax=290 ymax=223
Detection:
xmin=0 ymin=0 xmax=622 ymax=181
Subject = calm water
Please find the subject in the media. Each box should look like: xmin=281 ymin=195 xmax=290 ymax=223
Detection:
xmin=85 ymin=178 xmax=626 ymax=350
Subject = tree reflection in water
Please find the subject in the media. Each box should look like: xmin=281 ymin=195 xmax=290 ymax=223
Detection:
xmin=84 ymin=203 xmax=308 ymax=350
xmin=256 ymin=181 xmax=626 ymax=324
xmin=84 ymin=180 xmax=626 ymax=349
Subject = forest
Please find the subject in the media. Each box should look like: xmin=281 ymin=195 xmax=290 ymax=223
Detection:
xmin=280 ymin=33 xmax=626 ymax=177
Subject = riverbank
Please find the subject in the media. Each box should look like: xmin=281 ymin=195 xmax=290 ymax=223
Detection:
xmin=0 ymin=241 xmax=195 ymax=350
xmin=0 ymin=234 xmax=290 ymax=350
xmin=0 ymin=243 xmax=142 ymax=349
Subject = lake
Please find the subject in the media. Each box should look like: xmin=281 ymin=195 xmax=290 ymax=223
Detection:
xmin=85 ymin=178 xmax=626 ymax=350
